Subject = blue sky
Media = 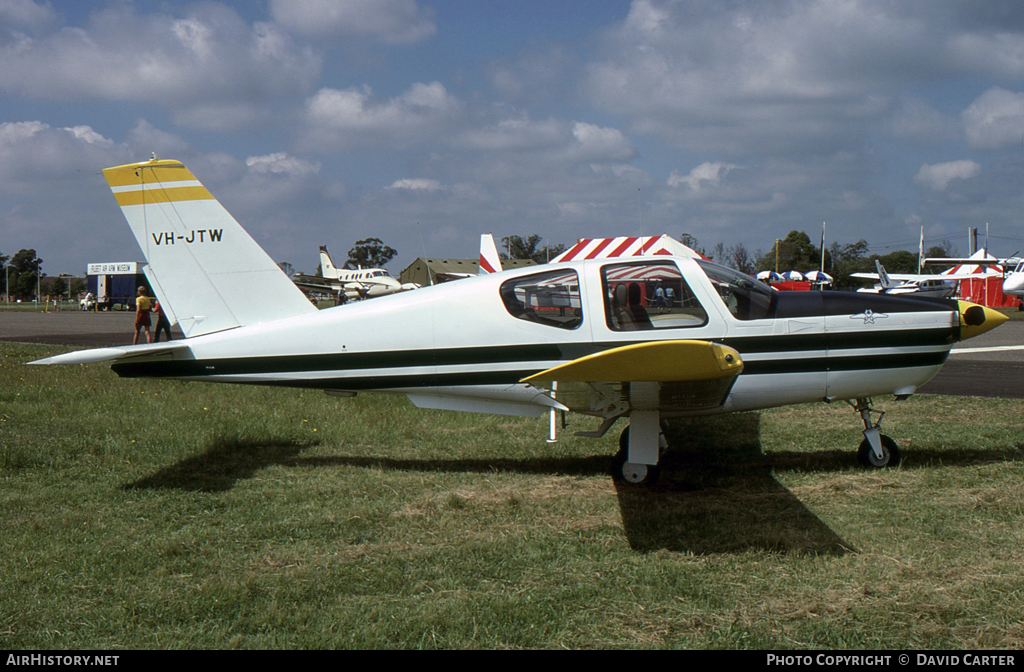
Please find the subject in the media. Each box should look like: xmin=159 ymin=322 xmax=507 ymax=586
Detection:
xmin=3 ymin=0 xmax=1024 ymax=275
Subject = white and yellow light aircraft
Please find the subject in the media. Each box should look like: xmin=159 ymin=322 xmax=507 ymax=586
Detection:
xmin=292 ymin=245 xmax=416 ymax=300
xmin=31 ymin=158 xmax=1009 ymax=485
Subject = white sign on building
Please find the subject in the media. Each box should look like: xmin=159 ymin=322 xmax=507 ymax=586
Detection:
xmin=87 ymin=262 xmax=138 ymax=275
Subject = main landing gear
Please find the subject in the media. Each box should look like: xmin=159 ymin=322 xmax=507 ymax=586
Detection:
xmin=610 ymin=415 xmax=668 ymax=486
xmin=849 ymin=398 xmax=901 ymax=468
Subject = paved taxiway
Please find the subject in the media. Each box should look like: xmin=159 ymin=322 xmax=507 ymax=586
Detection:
xmin=0 ymin=309 xmax=182 ymax=348
xmin=1 ymin=309 xmax=1021 ymax=398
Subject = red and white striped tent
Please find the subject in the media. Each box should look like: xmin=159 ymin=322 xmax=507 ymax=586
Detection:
xmin=943 ymin=255 xmax=1017 ymax=308
xmin=552 ymin=235 xmax=707 ymax=263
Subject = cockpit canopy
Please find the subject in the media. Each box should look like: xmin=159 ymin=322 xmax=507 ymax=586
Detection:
xmin=498 ymin=258 xmax=779 ymax=330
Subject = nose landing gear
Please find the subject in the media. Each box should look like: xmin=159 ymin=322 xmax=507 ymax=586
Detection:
xmin=849 ymin=398 xmax=901 ymax=468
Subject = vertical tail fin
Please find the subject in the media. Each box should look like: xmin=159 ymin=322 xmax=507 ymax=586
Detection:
xmin=875 ymin=260 xmax=896 ymax=289
xmin=319 ymin=245 xmax=341 ymax=279
xmin=479 ymin=234 xmax=502 ymax=275
xmin=103 ymin=158 xmax=316 ymax=337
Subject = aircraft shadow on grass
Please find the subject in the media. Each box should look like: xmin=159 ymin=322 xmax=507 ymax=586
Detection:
xmin=123 ymin=413 xmax=1024 ymax=556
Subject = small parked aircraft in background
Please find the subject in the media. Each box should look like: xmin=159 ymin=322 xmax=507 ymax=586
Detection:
xmin=31 ymin=158 xmax=1008 ymax=485
xmin=292 ymin=245 xmax=417 ymax=300
xmin=851 ymin=260 xmax=971 ymax=298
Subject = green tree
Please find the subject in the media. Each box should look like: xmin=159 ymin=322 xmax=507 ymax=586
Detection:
xmin=754 ymin=231 xmax=827 ymax=274
xmin=872 ymin=250 xmax=918 ymax=274
xmin=679 ymin=233 xmax=707 ymax=257
xmin=345 ymin=238 xmax=397 ymax=269
xmin=9 ymin=249 xmax=42 ymax=300
xmin=49 ymin=276 xmax=67 ymax=299
xmin=728 ymin=243 xmax=755 ymax=275
xmin=826 ymin=239 xmax=870 ymax=289
xmin=925 ymin=241 xmax=956 ymax=259
xmin=500 ymin=234 xmax=565 ymax=264
xmin=0 ymin=250 xmax=8 ymax=296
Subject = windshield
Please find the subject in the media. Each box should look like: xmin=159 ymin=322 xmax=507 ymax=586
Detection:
xmin=695 ymin=260 xmax=777 ymax=321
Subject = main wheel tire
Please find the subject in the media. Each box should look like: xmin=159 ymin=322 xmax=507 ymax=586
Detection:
xmin=857 ymin=434 xmax=901 ymax=468
xmin=611 ymin=427 xmax=661 ymax=486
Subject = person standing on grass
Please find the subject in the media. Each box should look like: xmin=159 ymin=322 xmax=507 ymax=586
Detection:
xmin=152 ymin=299 xmax=172 ymax=342
xmin=133 ymin=286 xmax=151 ymax=345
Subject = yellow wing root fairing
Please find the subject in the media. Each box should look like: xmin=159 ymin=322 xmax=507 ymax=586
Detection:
xmin=521 ymin=339 xmax=743 ymax=385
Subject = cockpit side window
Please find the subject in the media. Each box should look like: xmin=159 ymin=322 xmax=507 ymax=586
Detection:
xmin=695 ymin=260 xmax=777 ymax=321
xmin=601 ymin=261 xmax=708 ymax=331
xmin=500 ymin=269 xmax=583 ymax=329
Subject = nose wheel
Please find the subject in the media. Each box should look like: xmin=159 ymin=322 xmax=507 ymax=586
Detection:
xmin=857 ymin=433 xmax=900 ymax=468
xmin=849 ymin=398 xmax=901 ymax=469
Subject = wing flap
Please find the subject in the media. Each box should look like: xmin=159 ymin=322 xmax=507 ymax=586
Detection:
xmin=521 ymin=339 xmax=742 ymax=385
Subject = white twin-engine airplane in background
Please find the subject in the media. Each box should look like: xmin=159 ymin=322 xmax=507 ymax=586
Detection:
xmin=292 ymin=245 xmax=417 ymax=300
xmin=32 ymin=158 xmax=1008 ymax=485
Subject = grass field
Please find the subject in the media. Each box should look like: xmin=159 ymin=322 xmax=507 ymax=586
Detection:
xmin=2 ymin=341 xmax=1024 ymax=649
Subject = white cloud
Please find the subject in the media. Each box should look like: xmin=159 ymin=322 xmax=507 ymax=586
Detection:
xmin=301 ymin=82 xmax=462 ymax=149
xmin=584 ymin=1 xmax=1024 ymax=156
xmin=246 ymin=152 xmax=321 ymax=177
xmin=963 ymin=87 xmax=1024 ymax=150
xmin=270 ymin=0 xmax=435 ymax=44
xmin=667 ymin=162 xmax=740 ymax=192
xmin=0 ymin=4 xmax=321 ymax=131
xmin=0 ymin=120 xmax=123 ymax=183
xmin=0 ymin=0 xmax=58 ymax=34
xmin=885 ymin=95 xmax=958 ymax=144
xmin=568 ymin=122 xmax=634 ymax=162
xmin=950 ymin=32 xmax=1024 ymax=79
xmin=914 ymin=160 xmax=982 ymax=191
xmin=388 ymin=178 xmax=444 ymax=191
xmin=457 ymin=117 xmax=634 ymax=166
xmin=459 ymin=116 xmax=564 ymax=152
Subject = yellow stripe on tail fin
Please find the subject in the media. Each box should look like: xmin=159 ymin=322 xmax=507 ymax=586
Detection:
xmin=102 ymin=158 xmax=317 ymax=338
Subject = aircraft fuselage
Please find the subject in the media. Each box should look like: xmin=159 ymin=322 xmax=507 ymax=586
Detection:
xmin=108 ymin=256 xmax=967 ymax=418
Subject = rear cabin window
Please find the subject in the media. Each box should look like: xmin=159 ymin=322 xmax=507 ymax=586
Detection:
xmin=500 ymin=269 xmax=583 ymax=330
xmin=601 ymin=261 xmax=708 ymax=331
xmin=695 ymin=260 xmax=777 ymax=321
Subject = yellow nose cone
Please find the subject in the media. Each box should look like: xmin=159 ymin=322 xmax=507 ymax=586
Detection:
xmin=958 ymin=301 xmax=1009 ymax=341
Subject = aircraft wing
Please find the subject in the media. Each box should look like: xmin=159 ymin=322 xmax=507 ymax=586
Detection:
xmin=521 ymin=340 xmax=741 ymax=385
xmin=924 ymin=256 xmax=1013 ymax=268
xmin=292 ymin=274 xmax=341 ymax=292
xmin=850 ymin=272 xmax=986 ymax=281
xmin=521 ymin=340 xmax=743 ymax=413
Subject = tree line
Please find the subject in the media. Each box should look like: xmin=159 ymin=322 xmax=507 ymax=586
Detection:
xmin=692 ymin=230 xmax=956 ymax=289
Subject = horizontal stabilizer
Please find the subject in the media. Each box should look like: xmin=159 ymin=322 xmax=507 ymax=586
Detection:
xmin=28 ymin=342 xmax=190 ymax=366
xmin=521 ymin=340 xmax=742 ymax=385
